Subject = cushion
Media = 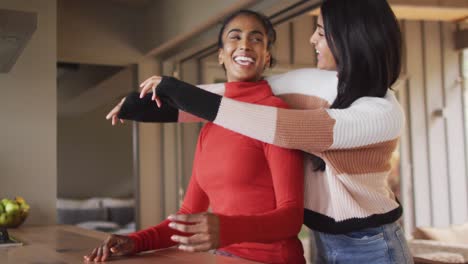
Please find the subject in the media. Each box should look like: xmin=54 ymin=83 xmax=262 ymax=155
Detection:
xmin=101 ymin=198 xmax=134 ymax=208
xmin=413 ymin=223 xmax=468 ymax=244
xmin=57 ymin=208 xmax=107 ymax=225
xmin=107 ymin=207 xmax=134 ymax=226
xmin=56 ymin=198 xmax=101 ymax=209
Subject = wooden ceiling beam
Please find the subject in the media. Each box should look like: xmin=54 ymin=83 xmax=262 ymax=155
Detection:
xmin=308 ymin=3 xmax=468 ymax=22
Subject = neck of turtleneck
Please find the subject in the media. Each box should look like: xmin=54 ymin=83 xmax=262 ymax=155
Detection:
xmin=224 ymin=80 xmax=273 ymax=103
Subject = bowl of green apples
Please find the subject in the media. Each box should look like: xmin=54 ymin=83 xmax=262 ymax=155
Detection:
xmin=0 ymin=197 xmax=30 ymax=228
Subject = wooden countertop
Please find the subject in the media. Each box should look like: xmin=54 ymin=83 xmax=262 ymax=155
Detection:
xmin=1 ymin=225 xmax=261 ymax=264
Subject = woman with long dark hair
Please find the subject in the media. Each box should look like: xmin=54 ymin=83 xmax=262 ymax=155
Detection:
xmin=109 ymin=0 xmax=413 ymax=263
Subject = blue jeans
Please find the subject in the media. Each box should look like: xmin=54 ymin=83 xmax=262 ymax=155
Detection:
xmin=313 ymin=223 xmax=413 ymax=264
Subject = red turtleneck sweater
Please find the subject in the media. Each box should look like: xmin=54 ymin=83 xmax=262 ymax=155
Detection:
xmin=128 ymin=80 xmax=305 ymax=264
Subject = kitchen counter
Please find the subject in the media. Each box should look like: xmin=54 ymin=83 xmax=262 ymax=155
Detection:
xmin=1 ymin=225 xmax=260 ymax=264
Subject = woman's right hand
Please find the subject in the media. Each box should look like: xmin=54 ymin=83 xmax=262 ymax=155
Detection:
xmin=139 ymin=75 xmax=162 ymax=108
xmin=105 ymin=97 xmax=126 ymax=126
xmin=83 ymin=234 xmax=135 ymax=262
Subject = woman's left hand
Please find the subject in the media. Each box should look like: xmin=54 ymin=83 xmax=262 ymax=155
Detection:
xmin=139 ymin=75 xmax=163 ymax=108
xmin=168 ymin=212 xmax=220 ymax=252
xmin=105 ymin=97 xmax=126 ymax=126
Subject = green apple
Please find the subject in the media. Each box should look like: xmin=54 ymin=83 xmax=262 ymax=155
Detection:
xmin=20 ymin=203 xmax=30 ymax=212
xmin=1 ymin=198 xmax=10 ymax=207
xmin=0 ymin=213 xmax=9 ymax=226
xmin=0 ymin=204 xmax=4 ymax=214
xmin=4 ymin=201 xmax=20 ymax=216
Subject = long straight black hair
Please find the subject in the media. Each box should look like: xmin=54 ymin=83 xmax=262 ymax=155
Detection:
xmin=313 ymin=0 xmax=402 ymax=171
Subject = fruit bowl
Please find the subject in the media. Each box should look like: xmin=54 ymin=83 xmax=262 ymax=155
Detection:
xmin=0 ymin=197 xmax=30 ymax=228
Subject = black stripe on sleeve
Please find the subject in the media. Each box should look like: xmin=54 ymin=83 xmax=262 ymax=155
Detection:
xmin=117 ymin=91 xmax=179 ymax=122
xmin=156 ymin=76 xmax=222 ymax=122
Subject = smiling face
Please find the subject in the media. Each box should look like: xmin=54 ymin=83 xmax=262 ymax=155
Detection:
xmin=218 ymin=14 xmax=271 ymax=82
xmin=310 ymin=11 xmax=337 ymax=71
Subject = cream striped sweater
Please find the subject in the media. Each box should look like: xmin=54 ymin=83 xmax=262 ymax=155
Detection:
xmin=119 ymin=68 xmax=404 ymax=233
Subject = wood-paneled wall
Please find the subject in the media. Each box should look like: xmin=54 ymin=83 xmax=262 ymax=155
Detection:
xmin=400 ymin=20 xmax=467 ymax=229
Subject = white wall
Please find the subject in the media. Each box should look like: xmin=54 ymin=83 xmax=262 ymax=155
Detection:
xmin=0 ymin=0 xmax=57 ymax=225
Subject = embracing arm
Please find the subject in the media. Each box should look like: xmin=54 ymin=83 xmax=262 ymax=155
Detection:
xmin=117 ymin=68 xmax=338 ymax=123
xmin=156 ymin=76 xmax=404 ymax=154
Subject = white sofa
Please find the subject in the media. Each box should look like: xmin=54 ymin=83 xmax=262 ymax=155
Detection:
xmin=57 ymin=197 xmax=135 ymax=234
